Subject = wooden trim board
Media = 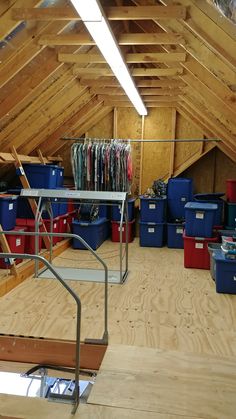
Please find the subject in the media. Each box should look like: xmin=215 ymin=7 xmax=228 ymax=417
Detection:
xmin=0 ymin=335 xmax=107 ymax=370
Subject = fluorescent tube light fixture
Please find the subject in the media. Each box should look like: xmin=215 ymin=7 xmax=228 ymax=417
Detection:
xmin=70 ymin=0 xmax=147 ymax=116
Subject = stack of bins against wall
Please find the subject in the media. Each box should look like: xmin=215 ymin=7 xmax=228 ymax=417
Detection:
xmin=167 ymin=178 xmax=193 ymax=249
xmin=184 ymin=202 xmax=219 ymax=269
xmin=211 ymin=179 xmax=236 ymax=294
xmin=0 ymin=194 xmax=26 ymax=269
xmin=111 ymin=198 xmax=135 ymax=243
xmin=13 ymin=163 xmax=68 ymax=249
xmin=139 ymin=196 xmax=166 ymax=247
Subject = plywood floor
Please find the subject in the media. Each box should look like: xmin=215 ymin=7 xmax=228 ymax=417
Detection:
xmin=0 ymin=239 xmax=235 ymax=356
xmin=0 ymin=239 xmax=236 ymax=418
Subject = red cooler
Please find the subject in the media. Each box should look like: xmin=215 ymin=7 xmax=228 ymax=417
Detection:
xmin=58 ymin=214 xmax=68 ymax=242
xmin=226 ymin=179 xmax=236 ymax=202
xmin=43 ymin=217 xmax=60 ymax=246
xmin=16 ymin=219 xmax=43 ymax=254
xmin=111 ymin=220 xmax=135 ymax=243
xmin=0 ymin=226 xmax=26 ymax=268
xmin=183 ymin=232 xmax=219 ymax=270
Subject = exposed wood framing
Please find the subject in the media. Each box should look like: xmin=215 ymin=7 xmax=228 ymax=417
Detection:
xmin=12 ymin=6 xmax=187 ymax=21
xmin=73 ymin=67 xmax=184 ymax=77
xmin=39 ymin=32 xmax=185 ymax=46
xmin=169 ymin=108 xmax=177 ymax=177
xmin=59 ymin=52 xmax=186 ymax=64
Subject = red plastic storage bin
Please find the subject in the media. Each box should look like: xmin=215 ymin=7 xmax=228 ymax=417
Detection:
xmin=226 ymin=179 xmax=236 ymax=202
xmin=43 ymin=218 xmax=60 ymax=246
xmin=111 ymin=219 xmax=135 ymax=243
xmin=0 ymin=227 xmax=26 ymax=268
xmin=58 ymin=214 xmax=68 ymax=242
xmin=16 ymin=218 xmax=43 ymax=254
xmin=183 ymin=231 xmax=219 ymax=270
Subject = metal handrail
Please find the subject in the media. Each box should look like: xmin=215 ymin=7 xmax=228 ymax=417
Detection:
xmin=0 ymin=230 xmax=109 ymax=343
xmin=0 ymin=252 xmax=81 ymax=414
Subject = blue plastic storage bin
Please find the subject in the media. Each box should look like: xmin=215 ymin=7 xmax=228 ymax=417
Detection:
xmin=42 ymin=198 xmax=60 ymax=219
xmin=140 ymin=196 xmax=166 ymax=223
xmin=185 ymin=202 xmax=217 ymax=237
xmin=23 ymin=164 xmax=58 ymax=188
xmin=112 ymin=198 xmax=135 ymax=221
xmin=167 ymin=223 xmax=184 ymax=249
xmin=8 ymin=188 xmax=34 ymax=219
xmin=139 ymin=222 xmax=164 ymax=247
xmin=99 ymin=204 xmax=109 ymax=219
xmin=194 ymin=193 xmax=224 ymax=226
xmin=72 ymin=217 xmax=109 ymax=250
xmin=213 ymin=249 xmax=236 ymax=294
xmin=0 ymin=194 xmax=18 ymax=230
xmin=167 ymin=177 xmax=193 ymax=220
xmin=56 ymin=166 xmax=64 ymax=187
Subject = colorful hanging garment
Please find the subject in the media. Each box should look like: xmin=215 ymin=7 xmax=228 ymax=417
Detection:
xmin=71 ymin=139 xmax=132 ymax=192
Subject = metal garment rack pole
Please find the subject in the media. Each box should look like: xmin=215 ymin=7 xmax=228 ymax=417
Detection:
xmin=0 ymin=252 xmax=81 ymax=414
xmin=62 ymin=136 xmax=221 ymax=143
xmin=20 ymin=189 xmax=129 ymax=284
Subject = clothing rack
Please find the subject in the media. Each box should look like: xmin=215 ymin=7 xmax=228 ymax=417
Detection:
xmin=62 ymin=136 xmax=221 ymax=143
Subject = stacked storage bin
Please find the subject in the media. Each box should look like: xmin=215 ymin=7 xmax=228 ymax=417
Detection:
xmin=225 ymin=179 xmax=236 ymax=229
xmin=0 ymin=194 xmax=23 ymax=269
xmin=72 ymin=218 xmax=110 ymax=250
xmin=194 ymin=193 xmax=224 ymax=229
xmin=167 ymin=178 xmax=193 ymax=249
xmin=212 ymin=235 xmax=236 ymax=294
xmin=184 ymin=202 xmax=219 ymax=269
xmin=111 ymin=198 xmax=135 ymax=243
xmin=21 ymin=163 xmax=67 ymax=245
xmin=139 ymin=196 xmax=166 ymax=247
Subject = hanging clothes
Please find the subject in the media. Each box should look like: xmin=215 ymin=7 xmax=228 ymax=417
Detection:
xmin=71 ymin=139 xmax=132 ymax=192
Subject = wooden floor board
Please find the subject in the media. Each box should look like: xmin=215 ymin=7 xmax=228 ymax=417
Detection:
xmin=1 ymin=239 xmax=236 ymax=418
xmin=0 ymin=239 xmax=236 ymax=356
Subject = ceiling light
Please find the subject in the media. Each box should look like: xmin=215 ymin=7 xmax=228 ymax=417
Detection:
xmin=70 ymin=0 xmax=147 ymax=116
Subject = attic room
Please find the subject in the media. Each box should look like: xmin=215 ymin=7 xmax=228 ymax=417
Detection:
xmin=0 ymin=0 xmax=236 ymax=418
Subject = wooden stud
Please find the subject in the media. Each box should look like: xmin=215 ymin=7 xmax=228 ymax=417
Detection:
xmin=80 ymin=79 xmax=186 ymax=88
xmin=39 ymin=32 xmax=185 ymax=46
xmin=169 ymin=108 xmax=177 ymax=177
xmin=12 ymin=6 xmax=187 ymax=21
xmin=10 ymin=146 xmax=51 ymax=250
xmin=73 ymin=67 xmax=183 ymax=77
xmin=58 ymin=52 xmax=186 ymax=64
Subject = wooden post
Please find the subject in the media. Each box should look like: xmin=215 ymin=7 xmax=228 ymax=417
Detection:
xmin=0 ymin=224 xmax=18 ymax=277
xmin=37 ymin=149 xmax=46 ymax=165
xmin=139 ymin=115 xmax=145 ymax=195
xmin=169 ymin=108 xmax=177 ymax=178
xmin=11 ymin=146 xmax=51 ymax=250
xmin=113 ymin=107 xmax=118 ymax=138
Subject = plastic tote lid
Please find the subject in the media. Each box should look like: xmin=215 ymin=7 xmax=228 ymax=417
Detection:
xmin=184 ymin=202 xmax=217 ymax=211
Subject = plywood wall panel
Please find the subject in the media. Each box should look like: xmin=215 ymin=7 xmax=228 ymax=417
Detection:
xmin=87 ymin=111 xmax=113 ymax=138
xmin=117 ymin=109 xmax=143 ymax=196
xmin=182 ymin=149 xmax=236 ymax=194
xmin=215 ymin=149 xmax=236 ymax=193
xmin=175 ymin=112 xmax=203 ymax=170
xmin=142 ymin=108 xmax=172 ymax=193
